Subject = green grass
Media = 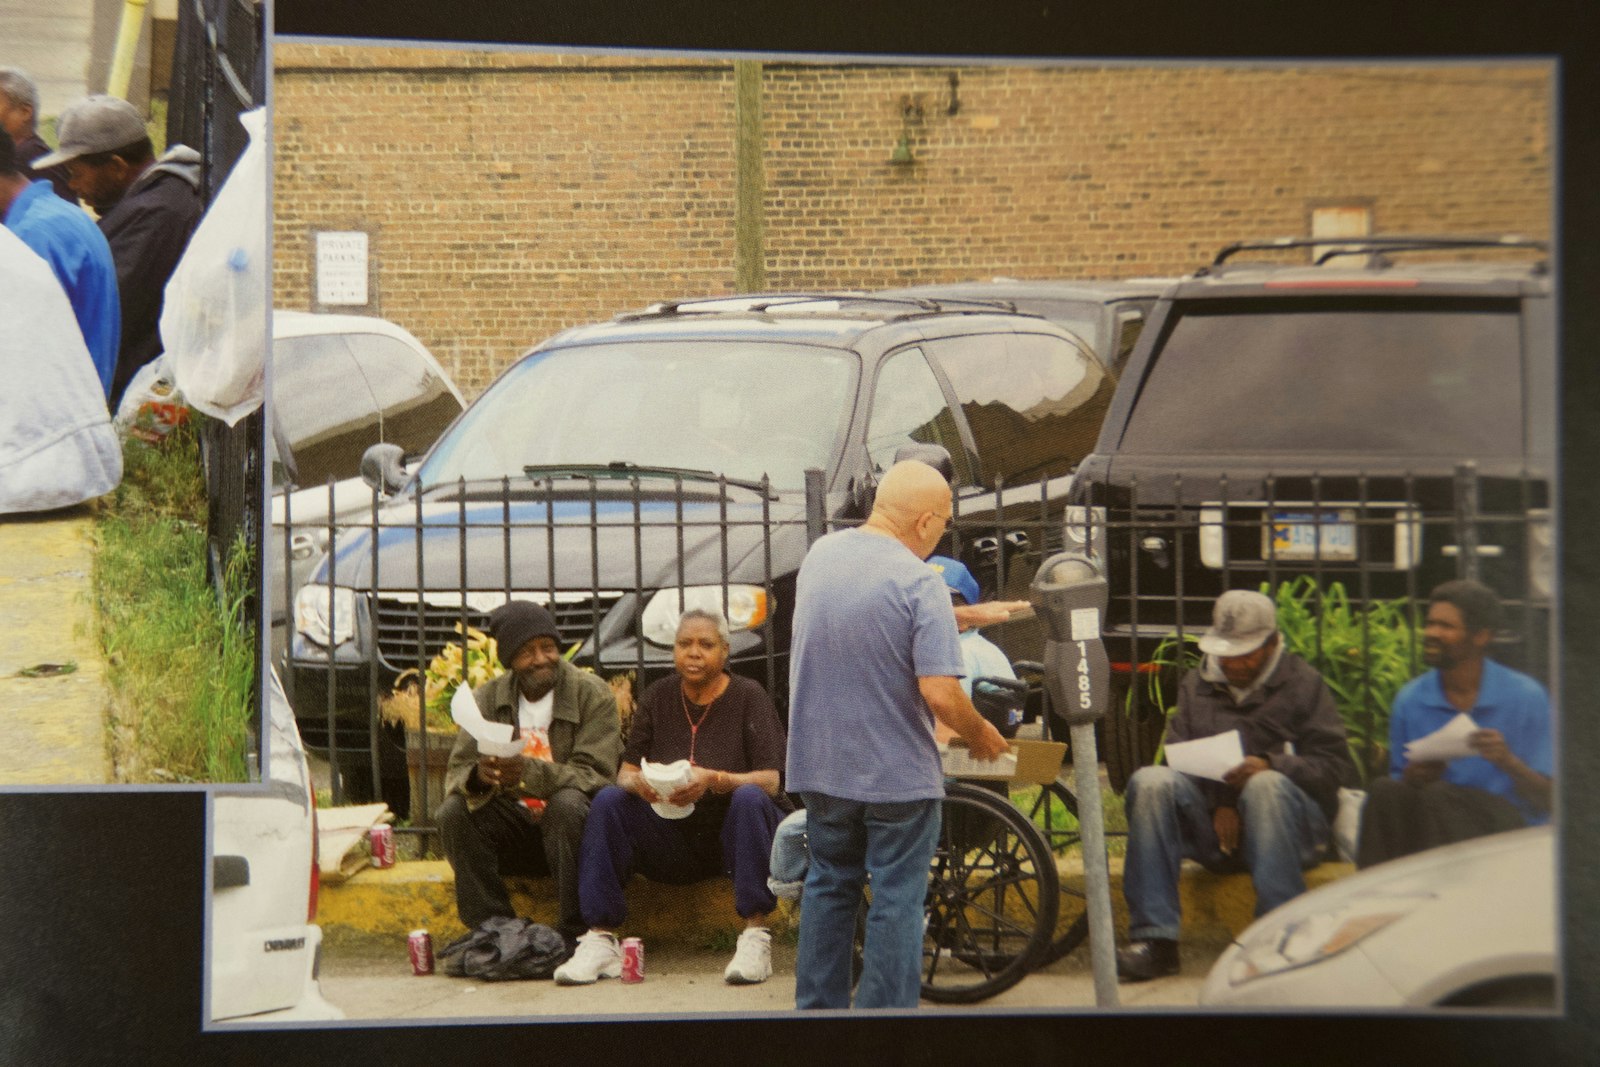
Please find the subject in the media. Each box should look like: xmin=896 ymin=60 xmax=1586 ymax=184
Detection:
xmin=1010 ymin=782 xmax=1129 ymax=859
xmin=94 ymin=420 xmax=254 ymax=782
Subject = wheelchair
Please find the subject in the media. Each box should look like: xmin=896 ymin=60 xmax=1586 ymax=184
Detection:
xmin=776 ymin=669 xmax=1121 ymax=1004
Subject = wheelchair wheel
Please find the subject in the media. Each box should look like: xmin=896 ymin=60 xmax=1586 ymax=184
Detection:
xmin=920 ymin=781 xmax=1060 ymax=1003
xmin=1013 ymin=779 xmax=1129 ymax=966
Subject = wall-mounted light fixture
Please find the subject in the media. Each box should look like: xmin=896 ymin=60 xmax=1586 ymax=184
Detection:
xmin=889 ymin=95 xmax=924 ymax=166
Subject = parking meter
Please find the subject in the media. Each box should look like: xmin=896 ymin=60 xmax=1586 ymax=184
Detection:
xmin=1030 ymin=552 xmax=1110 ymax=728
xmin=1029 ymin=550 xmax=1119 ymax=1006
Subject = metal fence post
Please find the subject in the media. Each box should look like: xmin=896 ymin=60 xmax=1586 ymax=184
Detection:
xmin=803 ymin=467 xmax=827 ymax=546
xmin=1454 ymin=461 xmax=1481 ymax=582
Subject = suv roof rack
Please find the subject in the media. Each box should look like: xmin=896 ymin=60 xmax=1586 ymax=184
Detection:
xmin=1207 ymin=234 xmax=1547 ymax=269
xmin=615 ymin=291 xmax=1025 ymax=322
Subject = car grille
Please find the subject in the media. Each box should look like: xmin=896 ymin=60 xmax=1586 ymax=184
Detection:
xmin=373 ymin=593 xmax=625 ymax=671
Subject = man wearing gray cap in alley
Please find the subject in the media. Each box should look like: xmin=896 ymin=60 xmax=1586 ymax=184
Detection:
xmin=33 ymin=94 xmax=203 ymax=409
xmin=1114 ymin=589 xmax=1357 ymax=982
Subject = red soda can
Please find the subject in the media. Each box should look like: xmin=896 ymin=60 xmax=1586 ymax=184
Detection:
xmin=408 ymin=929 xmax=434 ymax=975
xmin=370 ymin=824 xmax=396 ymax=868
xmin=620 ymin=937 xmax=645 ymax=983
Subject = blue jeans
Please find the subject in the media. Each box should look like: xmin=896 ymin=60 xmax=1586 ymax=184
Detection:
xmin=1123 ymin=766 xmax=1329 ymax=942
xmin=576 ymin=784 xmax=784 ymax=929
xmin=794 ymin=791 xmax=941 ymax=1010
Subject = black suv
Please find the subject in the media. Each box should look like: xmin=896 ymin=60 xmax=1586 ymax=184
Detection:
xmin=875 ymin=277 xmax=1173 ymax=376
xmin=1063 ymin=236 xmax=1555 ymax=784
xmin=287 ymin=294 xmax=1117 ymax=804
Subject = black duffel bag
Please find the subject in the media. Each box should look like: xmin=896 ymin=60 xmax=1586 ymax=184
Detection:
xmin=437 ymin=916 xmax=568 ymax=981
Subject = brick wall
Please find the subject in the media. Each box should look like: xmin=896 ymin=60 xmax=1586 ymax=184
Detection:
xmin=274 ymin=46 xmax=1552 ymax=395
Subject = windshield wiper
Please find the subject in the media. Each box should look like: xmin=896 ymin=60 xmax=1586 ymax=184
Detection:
xmin=520 ymin=462 xmax=775 ymax=498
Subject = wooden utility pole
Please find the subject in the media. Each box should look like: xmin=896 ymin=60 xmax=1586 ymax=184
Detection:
xmin=733 ymin=60 xmax=766 ymax=293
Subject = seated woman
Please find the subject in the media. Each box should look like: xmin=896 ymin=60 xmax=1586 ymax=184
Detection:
xmin=554 ymin=608 xmax=792 ymax=987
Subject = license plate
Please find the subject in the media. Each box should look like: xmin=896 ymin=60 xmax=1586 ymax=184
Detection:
xmin=1264 ymin=510 xmax=1357 ymax=561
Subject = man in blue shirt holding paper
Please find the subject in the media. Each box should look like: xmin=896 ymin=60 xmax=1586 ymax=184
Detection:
xmin=1117 ymin=589 xmax=1357 ymax=982
xmin=1355 ymin=579 xmax=1552 ymax=870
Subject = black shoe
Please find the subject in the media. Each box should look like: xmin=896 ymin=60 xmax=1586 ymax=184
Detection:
xmin=1116 ymin=939 xmax=1180 ymax=983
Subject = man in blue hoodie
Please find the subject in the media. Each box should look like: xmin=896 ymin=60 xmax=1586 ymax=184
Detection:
xmin=0 ymin=128 xmax=120 ymax=399
xmin=33 ymin=95 xmax=203 ymax=409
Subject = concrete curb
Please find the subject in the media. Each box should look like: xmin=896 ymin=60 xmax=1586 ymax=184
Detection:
xmin=0 ymin=508 xmax=112 ymax=785
xmin=318 ymin=856 xmax=1353 ymax=950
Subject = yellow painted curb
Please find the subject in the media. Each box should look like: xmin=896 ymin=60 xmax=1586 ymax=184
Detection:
xmin=318 ymin=854 xmax=1351 ymax=950
xmin=318 ymin=860 xmax=796 ymax=948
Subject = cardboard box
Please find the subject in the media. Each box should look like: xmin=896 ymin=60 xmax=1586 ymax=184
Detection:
xmin=939 ymin=738 xmax=1066 ymax=785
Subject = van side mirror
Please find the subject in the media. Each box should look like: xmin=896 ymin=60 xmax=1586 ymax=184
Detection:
xmin=360 ymin=443 xmax=408 ymax=494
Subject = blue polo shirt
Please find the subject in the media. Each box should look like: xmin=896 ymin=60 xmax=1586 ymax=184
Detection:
xmin=1387 ymin=658 xmax=1552 ymax=824
xmin=4 ymin=179 xmax=121 ymax=398
xmin=787 ymin=528 xmax=967 ymax=803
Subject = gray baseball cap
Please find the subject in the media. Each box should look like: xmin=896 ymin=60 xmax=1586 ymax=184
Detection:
xmin=31 ymin=95 xmax=147 ymax=169
xmin=1198 ymin=589 xmax=1277 ymax=657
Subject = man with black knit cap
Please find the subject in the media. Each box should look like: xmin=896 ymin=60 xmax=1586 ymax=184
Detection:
xmin=437 ymin=600 xmax=623 ymax=951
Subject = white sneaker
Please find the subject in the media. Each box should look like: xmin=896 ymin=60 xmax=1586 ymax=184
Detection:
xmin=724 ymin=926 xmax=773 ymax=984
xmin=553 ymin=930 xmax=622 ymax=985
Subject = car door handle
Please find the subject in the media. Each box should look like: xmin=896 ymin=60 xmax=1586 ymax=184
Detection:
xmin=214 ymin=854 xmax=250 ymax=889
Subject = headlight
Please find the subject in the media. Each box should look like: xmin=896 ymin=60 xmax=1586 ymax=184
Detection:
xmin=1062 ymin=504 xmax=1106 ymax=560
xmin=640 ymin=585 xmax=770 ymax=647
xmin=293 ymin=584 xmax=357 ymax=648
xmin=1526 ymin=508 xmax=1553 ymax=602
xmin=1226 ymin=891 xmax=1432 ymax=986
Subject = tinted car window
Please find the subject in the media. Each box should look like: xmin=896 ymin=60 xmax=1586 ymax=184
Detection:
xmin=1112 ymin=310 xmax=1145 ymax=371
xmin=417 ymin=341 xmax=856 ymax=490
xmin=343 ymin=333 xmax=462 ymax=457
xmin=272 ymin=334 xmax=380 ymax=488
xmin=929 ymin=333 xmax=1111 ymax=486
xmin=1119 ymin=298 xmax=1524 ymax=455
xmin=866 ymin=346 xmax=975 ymax=485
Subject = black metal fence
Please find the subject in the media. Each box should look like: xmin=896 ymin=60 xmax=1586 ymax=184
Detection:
xmin=277 ymin=464 xmax=1553 ymax=841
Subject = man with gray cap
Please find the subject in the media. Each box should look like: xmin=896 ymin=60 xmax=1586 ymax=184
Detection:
xmin=32 ymin=95 xmax=202 ymax=408
xmin=1116 ymin=589 xmax=1357 ymax=982
xmin=436 ymin=600 xmax=623 ymax=950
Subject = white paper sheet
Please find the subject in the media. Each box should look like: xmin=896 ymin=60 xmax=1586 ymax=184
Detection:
xmin=450 ymin=684 xmax=524 ymax=756
xmin=1163 ymin=729 xmax=1245 ymax=782
xmin=1403 ymin=712 xmax=1479 ymax=763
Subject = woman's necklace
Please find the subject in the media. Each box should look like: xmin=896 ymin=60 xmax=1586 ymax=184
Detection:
xmin=680 ymin=676 xmax=727 ymax=765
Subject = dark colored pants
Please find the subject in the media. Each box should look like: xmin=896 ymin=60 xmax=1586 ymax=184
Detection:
xmin=1354 ymin=776 xmax=1528 ymax=869
xmin=576 ymin=783 xmax=784 ymax=929
xmin=436 ymin=787 xmax=591 ymax=939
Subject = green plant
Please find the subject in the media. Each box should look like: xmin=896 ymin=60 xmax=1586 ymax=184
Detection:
xmin=1009 ymin=783 xmax=1129 ymax=858
xmin=95 ymin=419 xmax=253 ymax=782
xmin=1270 ymin=577 xmax=1420 ymax=781
xmin=383 ymin=624 xmax=502 ymax=734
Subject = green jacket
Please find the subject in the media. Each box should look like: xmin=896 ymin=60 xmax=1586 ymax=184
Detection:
xmin=439 ymin=660 xmax=623 ymax=815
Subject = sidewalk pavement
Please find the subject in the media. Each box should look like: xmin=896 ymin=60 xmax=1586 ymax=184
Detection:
xmin=317 ymin=848 xmax=1354 ymax=951
xmin=0 ymin=507 xmax=112 ymax=786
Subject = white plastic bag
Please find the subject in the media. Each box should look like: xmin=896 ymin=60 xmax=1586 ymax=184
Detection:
xmin=158 ymin=107 xmax=267 ymax=425
xmin=111 ymin=355 xmax=189 ymax=443
xmin=1332 ymin=786 xmax=1367 ymax=863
